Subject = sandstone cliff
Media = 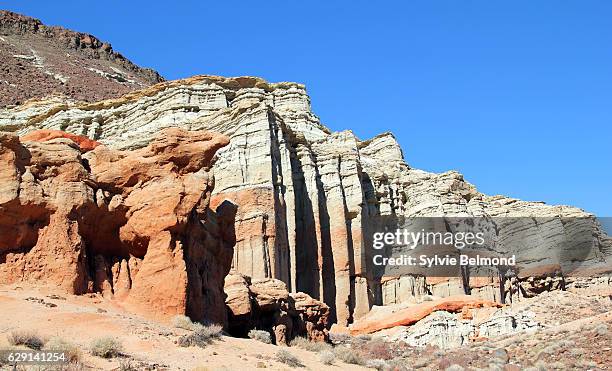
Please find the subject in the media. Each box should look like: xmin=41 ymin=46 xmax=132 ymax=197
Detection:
xmin=0 ymin=128 xmax=232 ymax=323
xmin=1 ymin=75 xmax=610 ymax=327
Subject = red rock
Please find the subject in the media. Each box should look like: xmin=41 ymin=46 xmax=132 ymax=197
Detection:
xmin=0 ymin=128 xmax=233 ymax=324
xmin=349 ymin=295 xmax=502 ymax=335
xmin=21 ymin=129 xmax=102 ymax=152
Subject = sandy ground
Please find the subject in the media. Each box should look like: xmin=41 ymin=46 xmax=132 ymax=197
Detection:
xmin=0 ymin=283 xmax=369 ymax=370
xmin=1 ymin=283 xmax=610 ymax=370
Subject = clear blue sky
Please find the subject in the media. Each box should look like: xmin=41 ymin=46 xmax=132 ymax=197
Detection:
xmin=3 ymin=1 xmax=611 ymax=216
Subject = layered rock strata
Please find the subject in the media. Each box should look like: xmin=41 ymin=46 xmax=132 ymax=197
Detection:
xmin=348 ymin=295 xmax=502 ymax=335
xmin=389 ymin=307 xmax=540 ymax=348
xmin=1 ymin=75 xmax=610 ymax=326
xmin=0 ymin=128 xmax=232 ymax=323
xmin=224 ymin=272 xmax=330 ymax=344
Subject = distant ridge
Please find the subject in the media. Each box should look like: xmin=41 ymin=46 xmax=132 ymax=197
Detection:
xmin=0 ymin=10 xmax=163 ymax=107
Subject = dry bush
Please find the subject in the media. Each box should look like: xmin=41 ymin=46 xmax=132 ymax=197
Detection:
xmin=44 ymin=336 xmax=82 ymax=363
xmin=7 ymin=330 xmax=45 ymax=350
xmin=89 ymin=337 xmax=123 ymax=358
xmin=366 ymin=359 xmax=389 ymax=370
xmin=119 ymin=360 xmax=139 ymax=370
xmin=172 ymin=315 xmax=205 ymax=331
xmin=248 ymin=329 xmax=272 ymax=344
xmin=387 ymin=358 xmax=411 ymax=371
xmin=594 ymin=323 xmax=608 ymax=335
xmin=319 ymin=350 xmax=335 ymax=365
xmin=276 ymin=349 xmax=304 ymax=368
xmin=50 ymin=364 xmax=85 ymax=371
xmin=178 ymin=324 xmax=223 ymax=348
xmin=333 ymin=346 xmax=364 ymax=365
xmin=290 ymin=336 xmax=332 ymax=352
xmin=361 ymin=337 xmax=396 ymax=360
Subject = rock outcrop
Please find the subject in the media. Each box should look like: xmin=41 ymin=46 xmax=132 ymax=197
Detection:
xmin=1 ymin=75 xmax=610 ymax=327
xmin=0 ymin=128 xmax=232 ymax=323
xmin=0 ymin=10 xmax=163 ymax=107
xmin=389 ymin=307 xmax=540 ymax=348
xmin=348 ymin=295 xmax=502 ymax=335
xmin=225 ymin=272 xmax=330 ymax=344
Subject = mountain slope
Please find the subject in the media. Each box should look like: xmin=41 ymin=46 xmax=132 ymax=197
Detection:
xmin=0 ymin=10 xmax=163 ymax=107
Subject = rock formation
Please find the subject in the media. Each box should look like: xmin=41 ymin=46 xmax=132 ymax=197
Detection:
xmin=347 ymin=295 xmax=502 ymax=335
xmin=389 ymin=307 xmax=540 ymax=349
xmin=0 ymin=128 xmax=232 ymax=323
xmin=0 ymin=10 xmax=162 ymax=107
xmin=224 ymin=272 xmax=330 ymax=344
xmin=1 ymin=75 xmax=611 ymax=328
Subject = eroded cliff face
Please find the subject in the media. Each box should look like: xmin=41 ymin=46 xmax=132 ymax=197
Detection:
xmin=0 ymin=128 xmax=232 ymax=323
xmin=2 ymin=75 xmax=610 ymax=326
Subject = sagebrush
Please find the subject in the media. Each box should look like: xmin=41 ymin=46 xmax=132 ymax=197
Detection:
xmin=45 ymin=336 xmax=82 ymax=363
xmin=90 ymin=337 xmax=123 ymax=358
xmin=248 ymin=329 xmax=272 ymax=344
xmin=276 ymin=349 xmax=304 ymax=368
xmin=178 ymin=324 xmax=223 ymax=348
xmin=7 ymin=330 xmax=45 ymax=350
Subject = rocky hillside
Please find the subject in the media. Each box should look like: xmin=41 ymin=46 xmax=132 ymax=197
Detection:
xmin=0 ymin=10 xmax=163 ymax=107
xmin=2 ymin=75 xmax=610 ymax=329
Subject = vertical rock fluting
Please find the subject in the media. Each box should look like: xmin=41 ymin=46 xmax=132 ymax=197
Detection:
xmin=2 ymin=75 xmax=610 ymax=325
xmin=0 ymin=128 xmax=232 ymax=323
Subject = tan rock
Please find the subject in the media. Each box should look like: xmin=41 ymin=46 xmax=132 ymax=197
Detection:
xmin=224 ymin=272 xmax=330 ymax=344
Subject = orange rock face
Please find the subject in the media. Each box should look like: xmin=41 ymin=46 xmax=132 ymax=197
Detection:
xmin=0 ymin=128 xmax=232 ymax=323
xmin=21 ymin=129 xmax=102 ymax=152
xmin=349 ymin=295 xmax=503 ymax=335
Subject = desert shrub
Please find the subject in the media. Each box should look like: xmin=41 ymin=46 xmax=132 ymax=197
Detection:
xmin=276 ymin=349 xmax=304 ymax=368
xmin=44 ymin=336 xmax=82 ymax=363
xmin=290 ymin=336 xmax=332 ymax=352
xmin=387 ymin=358 xmax=411 ymax=371
xmin=361 ymin=337 xmax=396 ymax=360
xmin=178 ymin=324 xmax=223 ymax=348
xmin=90 ymin=337 xmax=123 ymax=358
xmin=119 ymin=360 xmax=138 ymax=370
xmin=319 ymin=350 xmax=335 ymax=365
xmin=7 ymin=330 xmax=45 ymax=350
xmin=366 ymin=359 xmax=389 ymax=370
xmin=356 ymin=334 xmax=372 ymax=341
xmin=594 ymin=323 xmax=608 ymax=335
xmin=248 ymin=329 xmax=272 ymax=344
xmin=172 ymin=315 xmax=205 ymax=331
xmin=333 ymin=346 xmax=364 ymax=365
xmin=50 ymin=364 xmax=85 ymax=371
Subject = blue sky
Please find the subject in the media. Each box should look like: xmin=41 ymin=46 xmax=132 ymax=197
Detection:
xmin=3 ymin=1 xmax=611 ymax=216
